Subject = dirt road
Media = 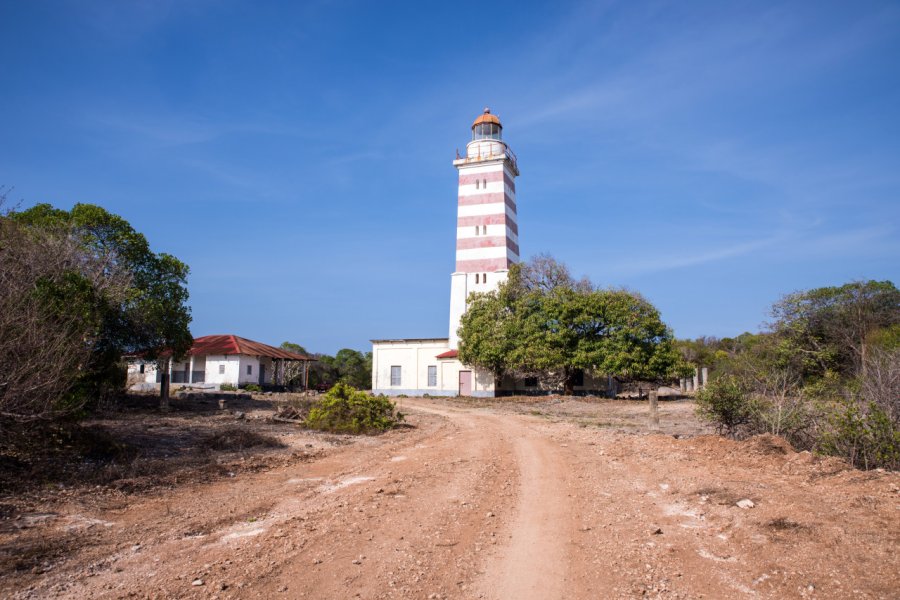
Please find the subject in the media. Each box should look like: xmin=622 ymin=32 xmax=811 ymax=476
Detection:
xmin=3 ymin=397 xmax=899 ymax=599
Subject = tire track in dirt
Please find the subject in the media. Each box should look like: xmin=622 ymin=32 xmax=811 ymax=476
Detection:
xmin=405 ymin=400 xmax=575 ymax=600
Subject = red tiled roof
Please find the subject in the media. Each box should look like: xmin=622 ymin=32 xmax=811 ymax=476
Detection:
xmin=436 ymin=349 xmax=458 ymax=359
xmin=189 ymin=335 xmax=314 ymax=361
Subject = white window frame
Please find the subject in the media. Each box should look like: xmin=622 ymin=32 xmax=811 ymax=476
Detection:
xmin=427 ymin=365 xmax=437 ymax=387
xmin=390 ymin=365 xmax=401 ymax=386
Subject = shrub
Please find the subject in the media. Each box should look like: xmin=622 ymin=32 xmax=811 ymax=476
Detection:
xmin=305 ymin=383 xmax=403 ymax=434
xmin=695 ymin=375 xmax=753 ymax=436
xmin=220 ymin=383 xmax=237 ymax=392
xmin=819 ymin=397 xmax=900 ymax=470
xmin=243 ymin=384 xmax=261 ymax=393
xmin=749 ymin=393 xmax=816 ymax=449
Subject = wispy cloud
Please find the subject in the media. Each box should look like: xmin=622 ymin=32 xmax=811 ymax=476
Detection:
xmin=609 ymin=224 xmax=896 ymax=277
xmin=84 ymin=111 xmax=306 ymax=148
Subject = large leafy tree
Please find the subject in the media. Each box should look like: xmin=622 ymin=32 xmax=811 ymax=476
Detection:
xmin=771 ymin=280 xmax=900 ymax=379
xmin=459 ymin=256 xmax=685 ymax=394
xmin=12 ymin=203 xmax=192 ymax=408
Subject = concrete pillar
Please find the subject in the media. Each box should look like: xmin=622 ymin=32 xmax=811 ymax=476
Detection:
xmin=679 ymin=378 xmax=686 ymax=392
xmin=692 ymin=368 xmax=699 ymax=392
xmin=701 ymin=367 xmax=708 ymax=388
xmin=648 ymin=390 xmax=659 ymax=431
xmin=188 ymin=356 xmax=194 ymax=384
xmin=686 ymin=378 xmax=694 ymax=392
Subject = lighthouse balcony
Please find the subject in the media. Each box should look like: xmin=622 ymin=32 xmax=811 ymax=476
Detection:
xmin=454 ymin=141 xmax=519 ymax=174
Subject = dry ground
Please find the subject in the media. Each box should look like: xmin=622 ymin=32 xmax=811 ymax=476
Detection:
xmin=1 ymin=394 xmax=898 ymax=599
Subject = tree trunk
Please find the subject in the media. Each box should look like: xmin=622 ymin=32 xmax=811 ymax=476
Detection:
xmin=563 ymin=369 xmax=575 ymax=396
xmin=159 ymin=358 xmax=171 ymax=411
xmin=160 ymin=372 xmax=170 ymax=411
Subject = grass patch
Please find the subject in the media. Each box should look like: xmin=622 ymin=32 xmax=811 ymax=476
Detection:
xmin=200 ymin=428 xmax=285 ymax=451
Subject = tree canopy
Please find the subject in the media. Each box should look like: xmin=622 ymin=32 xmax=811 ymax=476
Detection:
xmin=280 ymin=342 xmax=372 ymax=390
xmin=690 ymin=280 xmax=899 ymax=470
xmin=458 ymin=256 xmax=685 ymax=394
xmin=1 ymin=201 xmax=192 ymax=422
xmin=770 ymin=280 xmax=900 ymax=379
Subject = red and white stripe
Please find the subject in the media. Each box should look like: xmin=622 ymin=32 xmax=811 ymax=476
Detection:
xmin=455 ymin=162 xmax=519 ymax=272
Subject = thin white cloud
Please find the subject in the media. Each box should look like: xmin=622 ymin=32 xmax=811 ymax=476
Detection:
xmin=609 ymin=224 xmax=896 ymax=277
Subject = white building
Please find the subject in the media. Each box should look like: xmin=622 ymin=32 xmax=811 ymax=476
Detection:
xmin=127 ymin=334 xmax=314 ymax=390
xmin=372 ymin=109 xmax=522 ymax=397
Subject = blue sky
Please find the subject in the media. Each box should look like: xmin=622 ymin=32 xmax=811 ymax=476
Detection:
xmin=2 ymin=0 xmax=898 ymax=354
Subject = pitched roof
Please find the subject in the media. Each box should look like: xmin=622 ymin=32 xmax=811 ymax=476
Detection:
xmin=436 ymin=349 xmax=459 ymax=359
xmin=189 ymin=335 xmax=314 ymax=361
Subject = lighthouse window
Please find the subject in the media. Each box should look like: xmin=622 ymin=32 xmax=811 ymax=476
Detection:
xmin=474 ymin=226 xmax=479 ymax=236
xmin=483 ymin=273 xmax=487 ymax=283
xmin=475 ymin=274 xmax=480 ymax=284
xmin=482 ymin=225 xmax=487 ymax=235
xmin=475 ymin=179 xmax=479 ymax=190
xmin=483 ymin=179 xmax=487 ymax=189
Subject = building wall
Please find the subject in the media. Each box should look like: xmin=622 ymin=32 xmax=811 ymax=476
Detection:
xmin=498 ymin=370 xmax=613 ymax=396
xmin=205 ymin=355 xmax=241 ymax=385
xmin=128 ymin=354 xmax=276 ymax=388
xmin=371 ymin=339 xmax=497 ymax=397
xmin=237 ymin=355 xmax=260 ymax=384
xmin=126 ymin=360 xmax=157 ymax=384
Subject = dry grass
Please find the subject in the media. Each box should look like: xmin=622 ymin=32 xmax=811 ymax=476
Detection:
xmin=200 ymin=428 xmax=285 ymax=451
xmin=767 ymin=517 xmax=808 ymax=531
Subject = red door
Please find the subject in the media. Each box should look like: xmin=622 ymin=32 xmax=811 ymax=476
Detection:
xmin=459 ymin=370 xmax=472 ymax=396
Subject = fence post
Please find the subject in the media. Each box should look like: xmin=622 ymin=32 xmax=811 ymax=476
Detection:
xmin=649 ymin=390 xmax=659 ymax=431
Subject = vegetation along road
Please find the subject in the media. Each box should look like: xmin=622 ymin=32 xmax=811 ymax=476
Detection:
xmin=3 ymin=395 xmax=897 ymax=599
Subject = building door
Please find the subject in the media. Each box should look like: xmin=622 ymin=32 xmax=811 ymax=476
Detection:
xmin=259 ymin=364 xmax=266 ymax=385
xmin=459 ymin=370 xmax=472 ymax=396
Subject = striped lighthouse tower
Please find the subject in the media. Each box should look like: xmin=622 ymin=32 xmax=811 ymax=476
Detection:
xmin=448 ymin=108 xmax=520 ymax=348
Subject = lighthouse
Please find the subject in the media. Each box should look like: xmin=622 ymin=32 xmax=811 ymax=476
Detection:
xmin=448 ymin=108 xmax=520 ymax=348
xmin=371 ymin=108 xmax=520 ymax=397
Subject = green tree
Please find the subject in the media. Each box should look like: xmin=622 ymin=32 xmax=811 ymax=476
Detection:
xmin=771 ymin=280 xmax=900 ymax=379
xmin=459 ymin=257 xmax=685 ymax=394
xmin=333 ymin=348 xmax=372 ymax=389
xmin=12 ymin=203 xmax=192 ymax=409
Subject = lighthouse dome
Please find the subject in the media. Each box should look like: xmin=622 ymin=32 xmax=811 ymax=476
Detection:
xmin=472 ymin=108 xmax=502 ymax=141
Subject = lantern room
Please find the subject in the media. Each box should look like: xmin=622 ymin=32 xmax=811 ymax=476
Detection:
xmin=472 ymin=108 xmax=502 ymax=140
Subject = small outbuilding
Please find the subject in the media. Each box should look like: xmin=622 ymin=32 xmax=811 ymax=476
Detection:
xmin=127 ymin=334 xmax=314 ymax=390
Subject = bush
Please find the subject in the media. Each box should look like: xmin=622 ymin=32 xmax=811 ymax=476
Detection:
xmin=819 ymin=397 xmax=900 ymax=470
xmin=695 ymin=375 xmax=753 ymax=436
xmin=242 ymin=384 xmax=261 ymax=393
xmin=749 ymin=393 xmax=816 ymax=449
xmin=219 ymin=383 xmax=237 ymax=392
xmin=305 ymin=383 xmax=403 ymax=434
